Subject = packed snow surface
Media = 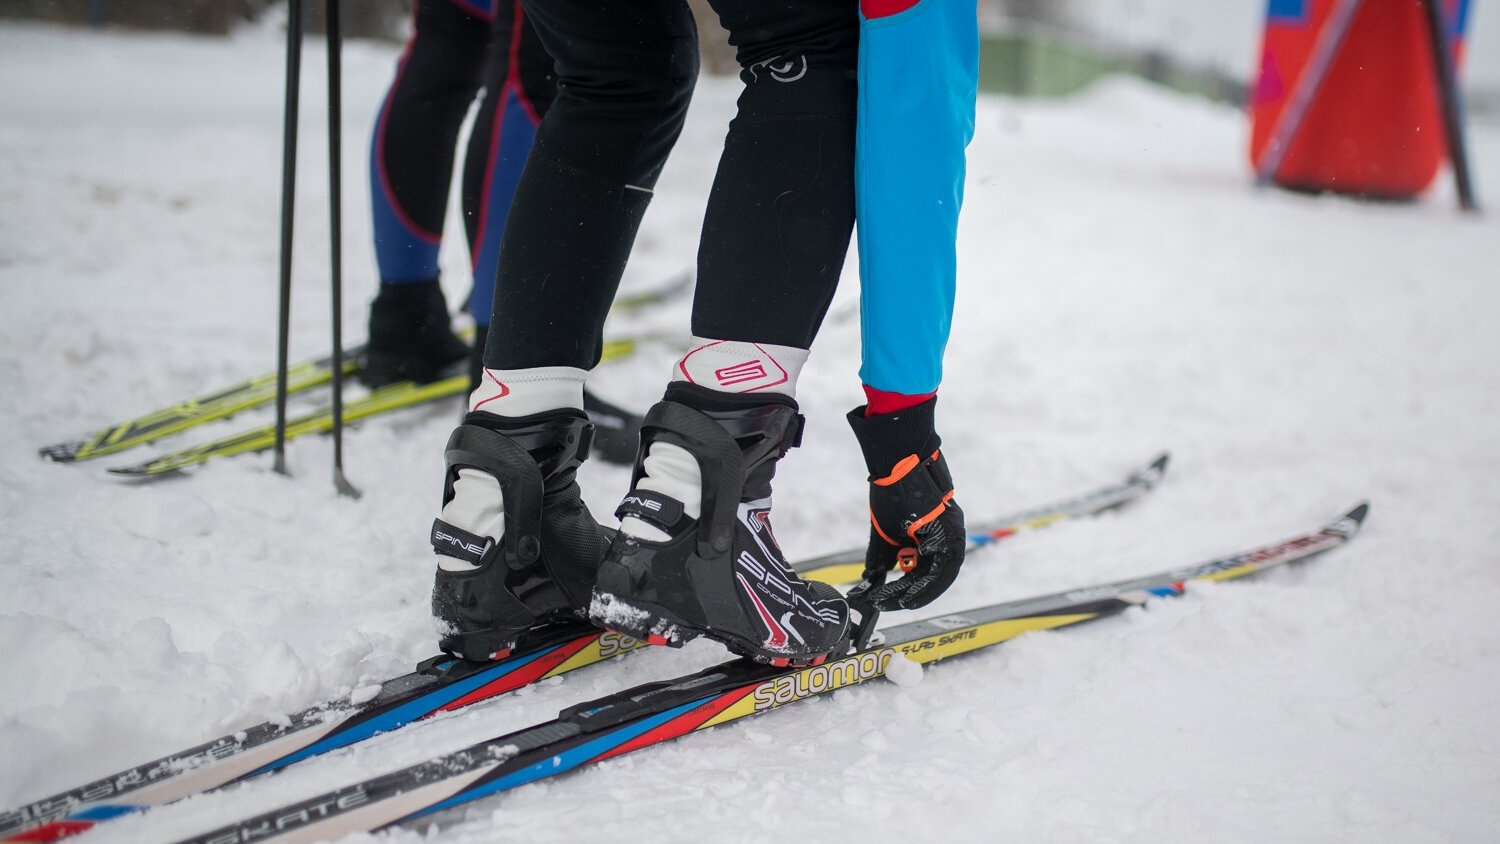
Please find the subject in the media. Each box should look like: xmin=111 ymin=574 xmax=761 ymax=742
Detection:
xmin=2 ymin=20 xmax=1499 ymax=844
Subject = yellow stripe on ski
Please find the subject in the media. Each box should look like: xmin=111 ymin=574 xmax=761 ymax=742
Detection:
xmin=697 ymin=612 xmax=1101 ymax=728
xmin=801 ymin=562 xmax=864 ymax=586
xmin=64 ymin=358 xmax=355 ymax=461
xmin=108 ymin=338 xmax=638 ymax=476
xmin=547 ymin=632 xmax=648 ymax=677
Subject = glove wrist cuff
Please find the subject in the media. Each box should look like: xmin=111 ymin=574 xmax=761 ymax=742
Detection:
xmin=846 ymin=396 xmax=941 ymax=474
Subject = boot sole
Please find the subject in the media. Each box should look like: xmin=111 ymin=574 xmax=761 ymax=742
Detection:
xmin=588 ymin=592 xmax=835 ymax=668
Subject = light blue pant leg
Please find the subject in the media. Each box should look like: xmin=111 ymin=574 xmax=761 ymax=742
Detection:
xmin=856 ymin=0 xmax=978 ymax=395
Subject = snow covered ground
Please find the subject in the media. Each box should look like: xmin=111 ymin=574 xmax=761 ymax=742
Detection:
xmin=3 ymin=19 xmax=1500 ymax=843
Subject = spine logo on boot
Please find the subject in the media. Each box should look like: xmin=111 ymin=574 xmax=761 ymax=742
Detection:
xmin=434 ymin=531 xmax=485 ymax=556
xmin=733 ymin=505 xmax=842 ymax=648
xmin=622 ymin=495 xmax=662 ymax=512
xmin=431 ymin=519 xmax=490 ymax=566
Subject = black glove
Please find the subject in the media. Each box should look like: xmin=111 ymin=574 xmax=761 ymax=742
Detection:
xmin=845 ymin=398 xmax=965 ymax=612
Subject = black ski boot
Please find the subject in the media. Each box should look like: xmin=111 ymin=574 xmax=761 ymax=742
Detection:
xmin=469 ymin=324 xmax=641 ymax=467
xmin=589 ymin=383 xmax=849 ymax=667
xmin=362 ymin=278 xmax=470 ymax=388
xmin=581 ymin=390 xmax=644 ymax=467
xmin=431 ymin=409 xmax=611 ymax=662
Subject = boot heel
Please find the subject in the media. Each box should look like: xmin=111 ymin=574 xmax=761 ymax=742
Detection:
xmin=431 ymin=409 xmax=611 ymax=662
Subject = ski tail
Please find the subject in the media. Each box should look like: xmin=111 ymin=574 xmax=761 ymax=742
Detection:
xmin=103 ymin=370 xmax=476 ymax=477
xmin=610 ymin=268 xmax=693 ymax=312
xmin=38 ymin=270 xmax=692 ymax=466
xmin=167 ymin=503 xmax=1367 ymax=844
xmin=0 ymin=623 xmax=623 ymax=843
xmin=36 ymin=352 xmax=361 ymax=463
xmin=103 ymin=338 xmax=638 ymax=478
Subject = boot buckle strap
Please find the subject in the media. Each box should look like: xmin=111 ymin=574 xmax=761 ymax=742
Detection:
xmin=430 ymin=518 xmax=493 ymax=567
xmin=614 ymin=489 xmax=688 ymax=535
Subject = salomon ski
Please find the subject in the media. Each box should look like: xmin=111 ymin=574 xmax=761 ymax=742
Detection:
xmin=166 ymin=502 xmax=1368 ymax=844
xmin=0 ymin=453 xmax=1166 ymax=843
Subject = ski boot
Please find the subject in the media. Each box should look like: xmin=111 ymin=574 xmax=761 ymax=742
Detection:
xmin=469 ymin=324 xmax=641 ymax=467
xmin=361 ymin=278 xmax=469 ymax=388
xmin=431 ymin=408 xmax=611 ymax=662
xmin=589 ymin=383 xmax=849 ymax=667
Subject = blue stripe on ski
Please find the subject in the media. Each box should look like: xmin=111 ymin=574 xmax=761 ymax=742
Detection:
xmin=409 ymin=699 xmax=710 ymax=820
xmin=69 ymin=804 xmax=138 ymax=822
xmin=248 ymin=647 xmax=560 ymax=776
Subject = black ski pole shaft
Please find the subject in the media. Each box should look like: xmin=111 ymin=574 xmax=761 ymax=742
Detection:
xmin=1421 ymin=0 xmax=1479 ymax=212
xmin=326 ymin=0 xmax=360 ymax=498
xmin=273 ymin=0 xmax=304 ymax=476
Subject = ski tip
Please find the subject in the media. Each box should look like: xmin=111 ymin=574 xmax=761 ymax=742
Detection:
xmin=1326 ymin=502 xmax=1371 ymax=538
xmin=38 ymin=442 xmax=84 ymax=462
xmin=1344 ymin=501 xmax=1371 ymax=526
xmin=105 ymin=463 xmax=174 ymax=479
xmin=1132 ymin=452 xmax=1171 ymax=487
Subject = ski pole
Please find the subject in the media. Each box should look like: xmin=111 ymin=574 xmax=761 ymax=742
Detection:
xmin=325 ymin=0 xmax=360 ymax=497
xmin=1421 ymin=0 xmax=1479 ymax=211
xmin=273 ymin=0 xmax=304 ymax=476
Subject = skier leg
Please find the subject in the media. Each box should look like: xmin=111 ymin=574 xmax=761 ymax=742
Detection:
xmin=458 ymin=6 xmax=641 ymax=463
xmin=590 ymin=0 xmax=860 ymax=665
xmin=462 ymin=0 xmax=553 ymax=388
xmin=481 ymin=0 xmax=697 ymax=373
xmin=364 ymin=0 xmax=490 ymax=387
xmin=430 ymin=0 xmax=698 ymax=659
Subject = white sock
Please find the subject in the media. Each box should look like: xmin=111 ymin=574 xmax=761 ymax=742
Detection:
xmin=468 ymin=365 xmax=587 ymax=416
xmin=671 ymin=337 xmax=808 ymax=399
xmin=437 ymin=366 xmax=587 ymax=572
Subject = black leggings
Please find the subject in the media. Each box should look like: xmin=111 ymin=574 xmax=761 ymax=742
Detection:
xmin=484 ymin=0 xmax=859 ymax=371
xmin=370 ymin=0 xmax=553 ymax=287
